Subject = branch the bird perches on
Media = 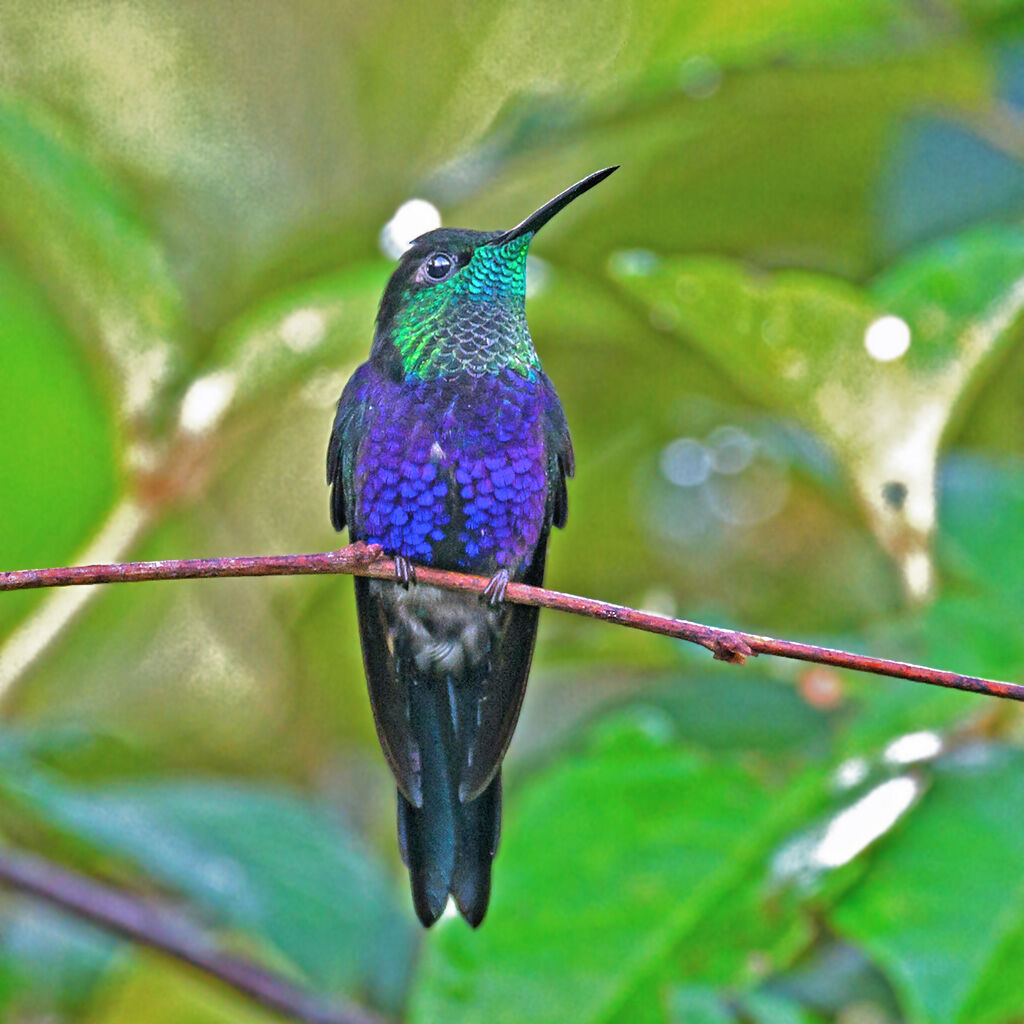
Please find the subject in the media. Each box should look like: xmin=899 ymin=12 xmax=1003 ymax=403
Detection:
xmin=1 ymin=541 xmax=1018 ymax=702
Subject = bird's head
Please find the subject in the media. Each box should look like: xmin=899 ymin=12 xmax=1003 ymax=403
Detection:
xmin=372 ymin=167 xmax=618 ymax=381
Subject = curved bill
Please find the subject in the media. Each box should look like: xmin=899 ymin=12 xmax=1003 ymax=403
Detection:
xmin=489 ymin=166 xmax=619 ymax=245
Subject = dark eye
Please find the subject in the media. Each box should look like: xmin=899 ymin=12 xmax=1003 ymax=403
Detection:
xmin=424 ymin=252 xmax=455 ymax=281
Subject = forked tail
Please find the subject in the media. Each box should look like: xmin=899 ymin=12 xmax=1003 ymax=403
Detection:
xmin=395 ymin=670 xmax=501 ymax=926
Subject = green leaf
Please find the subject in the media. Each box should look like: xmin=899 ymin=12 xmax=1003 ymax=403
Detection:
xmin=0 ymin=95 xmax=185 ymax=421
xmin=411 ymin=724 xmax=824 ymax=1024
xmin=666 ymin=870 xmax=815 ymax=996
xmin=610 ymin=227 xmax=1024 ymax=597
xmin=0 ymin=254 xmax=119 ymax=639
xmin=934 ymin=454 xmax=1024 ymax=609
xmin=669 ymin=985 xmax=734 ymax=1024
xmin=0 ymin=769 xmax=415 ymax=1010
xmin=619 ymin=671 xmax=833 ymax=757
xmin=831 ymin=747 xmax=1024 ymax=1024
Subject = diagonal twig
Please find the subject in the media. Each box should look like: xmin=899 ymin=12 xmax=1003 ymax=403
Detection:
xmin=0 ymin=542 xmax=1018 ymax=702
xmin=0 ymin=846 xmax=386 ymax=1024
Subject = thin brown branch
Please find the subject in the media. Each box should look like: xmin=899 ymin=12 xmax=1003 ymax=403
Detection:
xmin=0 ymin=846 xmax=386 ymax=1024
xmin=1 ymin=542 xmax=1019 ymax=702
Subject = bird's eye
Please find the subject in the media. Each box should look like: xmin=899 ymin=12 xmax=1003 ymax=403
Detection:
xmin=424 ymin=252 xmax=455 ymax=281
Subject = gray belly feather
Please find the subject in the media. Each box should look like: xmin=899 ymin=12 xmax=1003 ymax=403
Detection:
xmin=371 ymin=579 xmax=502 ymax=680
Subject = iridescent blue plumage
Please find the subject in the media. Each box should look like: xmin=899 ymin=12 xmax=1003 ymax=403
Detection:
xmin=327 ymin=168 xmax=614 ymax=927
xmin=344 ymin=366 xmax=553 ymax=570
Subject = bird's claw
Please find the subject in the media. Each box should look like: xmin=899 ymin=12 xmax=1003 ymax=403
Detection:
xmin=394 ymin=555 xmax=417 ymax=589
xmin=482 ymin=568 xmax=510 ymax=606
xmin=711 ymin=632 xmax=754 ymax=665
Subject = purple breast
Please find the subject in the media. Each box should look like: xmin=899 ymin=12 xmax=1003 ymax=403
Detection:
xmin=353 ymin=369 xmax=549 ymax=572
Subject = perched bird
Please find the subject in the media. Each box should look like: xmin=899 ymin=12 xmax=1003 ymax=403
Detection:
xmin=327 ymin=167 xmax=617 ymax=927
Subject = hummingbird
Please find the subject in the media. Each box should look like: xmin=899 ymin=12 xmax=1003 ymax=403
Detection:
xmin=327 ymin=167 xmax=617 ymax=927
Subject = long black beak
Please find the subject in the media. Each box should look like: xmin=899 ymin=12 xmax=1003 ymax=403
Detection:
xmin=490 ymin=166 xmax=619 ymax=245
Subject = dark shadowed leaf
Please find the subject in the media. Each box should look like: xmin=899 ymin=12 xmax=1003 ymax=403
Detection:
xmin=0 ymin=899 xmax=119 ymax=1015
xmin=844 ymin=455 xmax=1024 ymax=750
xmin=0 ymin=767 xmax=416 ymax=1011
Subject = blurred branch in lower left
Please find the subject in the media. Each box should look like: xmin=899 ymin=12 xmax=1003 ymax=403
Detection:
xmin=0 ymin=846 xmax=386 ymax=1024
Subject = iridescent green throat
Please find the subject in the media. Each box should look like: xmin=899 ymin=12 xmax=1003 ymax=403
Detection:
xmin=390 ymin=236 xmax=540 ymax=380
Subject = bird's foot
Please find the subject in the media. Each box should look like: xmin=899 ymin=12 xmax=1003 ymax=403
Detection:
xmin=710 ymin=631 xmax=755 ymax=665
xmin=394 ymin=555 xmax=417 ymax=589
xmin=482 ymin=568 xmax=510 ymax=606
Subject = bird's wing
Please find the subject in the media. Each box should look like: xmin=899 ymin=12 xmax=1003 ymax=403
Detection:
xmin=326 ymin=363 xmax=373 ymax=532
xmin=458 ymin=534 xmax=547 ymax=802
xmin=540 ymin=372 xmax=575 ymax=529
xmin=327 ymin=364 xmax=426 ymax=805
xmin=354 ymin=576 xmax=424 ymax=806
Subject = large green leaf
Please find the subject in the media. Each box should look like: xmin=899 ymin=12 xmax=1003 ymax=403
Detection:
xmin=610 ymin=227 xmax=1024 ymax=600
xmin=0 ymin=255 xmax=118 ymax=638
xmin=832 ymin=747 xmax=1024 ymax=1024
xmin=411 ymin=721 xmax=825 ymax=1024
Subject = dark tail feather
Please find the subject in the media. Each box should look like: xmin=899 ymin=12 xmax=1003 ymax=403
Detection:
xmin=396 ymin=668 xmax=502 ymax=927
xmin=398 ymin=773 xmax=502 ymax=928
xmin=451 ymin=772 xmax=501 ymax=927
xmin=397 ymin=791 xmax=450 ymax=927
xmin=396 ymin=670 xmax=455 ymax=927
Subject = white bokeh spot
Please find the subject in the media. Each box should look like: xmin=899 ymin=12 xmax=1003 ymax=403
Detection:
xmin=280 ymin=308 xmax=327 ymax=353
xmin=813 ymin=776 xmax=919 ymax=869
xmin=660 ymin=438 xmax=711 ymax=487
xmin=380 ymin=199 xmax=442 ymax=258
xmin=884 ymin=730 xmax=943 ymax=766
xmin=864 ymin=315 xmax=911 ymax=362
xmin=834 ymin=757 xmax=869 ymax=791
xmin=179 ymin=371 xmax=237 ymax=435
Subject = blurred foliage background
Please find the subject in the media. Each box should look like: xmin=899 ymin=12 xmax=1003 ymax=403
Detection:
xmin=1 ymin=1 xmax=1024 ymax=1022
